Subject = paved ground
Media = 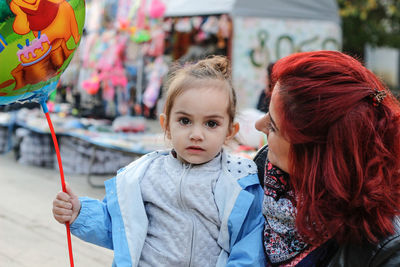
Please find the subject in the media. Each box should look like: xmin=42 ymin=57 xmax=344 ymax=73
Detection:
xmin=0 ymin=151 xmax=114 ymax=267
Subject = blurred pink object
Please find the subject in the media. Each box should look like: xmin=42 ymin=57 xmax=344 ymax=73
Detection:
xmin=149 ymin=0 xmax=165 ymax=19
xmin=82 ymin=75 xmax=100 ymax=95
xmin=112 ymin=116 xmax=146 ymax=133
xmin=195 ymin=30 xmax=207 ymax=42
xmin=143 ymin=56 xmax=167 ymax=108
xmin=136 ymin=0 xmax=147 ymax=29
xmin=147 ymin=26 xmax=165 ymax=57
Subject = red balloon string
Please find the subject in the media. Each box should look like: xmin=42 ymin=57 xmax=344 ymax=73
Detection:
xmin=42 ymin=105 xmax=75 ymax=267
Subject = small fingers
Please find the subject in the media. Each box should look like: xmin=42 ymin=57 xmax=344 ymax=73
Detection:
xmin=52 ymin=189 xmax=78 ymax=224
xmin=53 ymin=198 xmax=73 ymax=209
xmin=53 ymin=213 xmax=72 ymax=224
xmin=52 ymin=205 xmax=73 ymax=224
xmin=56 ymin=191 xmax=71 ymax=202
xmin=52 ymin=206 xmax=73 ymax=216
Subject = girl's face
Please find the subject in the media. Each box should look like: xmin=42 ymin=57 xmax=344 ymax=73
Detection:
xmin=255 ymin=84 xmax=291 ymax=173
xmin=160 ymin=87 xmax=239 ymax=164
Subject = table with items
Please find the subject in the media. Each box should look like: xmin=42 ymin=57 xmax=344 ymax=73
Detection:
xmin=2 ymin=109 xmax=167 ymax=186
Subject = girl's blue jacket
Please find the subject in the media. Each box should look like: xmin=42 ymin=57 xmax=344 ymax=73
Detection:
xmin=71 ymin=150 xmax=266 ymax=266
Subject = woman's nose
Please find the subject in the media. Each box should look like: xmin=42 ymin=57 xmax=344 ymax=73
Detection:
xmin=255 ymin=114 xmax=269 ymax=135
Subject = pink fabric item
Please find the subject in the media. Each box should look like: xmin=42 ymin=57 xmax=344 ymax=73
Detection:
xmin=281 ymin=246 xmax=316 ymax=267
xmin=147 ymin=27 xmax=165 ymax=57
xmin=136 ymin=0 xmax=147 ymax=29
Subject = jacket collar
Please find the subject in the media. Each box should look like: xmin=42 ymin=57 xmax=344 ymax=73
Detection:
xmin=165 ymin=149 xmax=223 ymax=178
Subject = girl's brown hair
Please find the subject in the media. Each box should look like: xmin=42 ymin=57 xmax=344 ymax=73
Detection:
xmin=163 ymin=56 xmax=236 ymax=129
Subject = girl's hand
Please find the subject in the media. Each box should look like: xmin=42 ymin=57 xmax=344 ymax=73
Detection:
xmin=52 ymin=183 xmax=81 ymax=224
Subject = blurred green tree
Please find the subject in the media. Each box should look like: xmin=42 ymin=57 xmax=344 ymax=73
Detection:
xmin=338 ymin=0 xmax=400 ymax=59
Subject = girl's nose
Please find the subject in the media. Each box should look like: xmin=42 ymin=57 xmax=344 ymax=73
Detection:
xmin=190 ymin=126 xmax=204 ymax=141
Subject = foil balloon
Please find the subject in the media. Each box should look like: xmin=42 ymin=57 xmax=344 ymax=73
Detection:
xmin=0 ymin=2 xmax=86 ymax=266
xmin=0 ymin=0 xmax=85 ymax=105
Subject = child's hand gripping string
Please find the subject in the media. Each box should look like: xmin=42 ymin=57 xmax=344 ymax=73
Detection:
xmin=52 ymin=183 xmax=81 ymax=224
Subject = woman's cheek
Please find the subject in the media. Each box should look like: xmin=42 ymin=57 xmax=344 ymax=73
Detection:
xmin=267 ymin=149 xmax=275 ymax=164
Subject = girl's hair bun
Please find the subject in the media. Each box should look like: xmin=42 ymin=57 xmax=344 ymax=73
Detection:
xmin=197 ymin=55 xmax=231 ymax=80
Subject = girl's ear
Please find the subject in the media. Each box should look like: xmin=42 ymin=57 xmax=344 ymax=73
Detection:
xmin=159 ymin=113 xmax=167 ymax=131
xmin=159 ymin=113 xmax=171 ymax=138
xmin=226 ymin=122 xmax=240 ymax=141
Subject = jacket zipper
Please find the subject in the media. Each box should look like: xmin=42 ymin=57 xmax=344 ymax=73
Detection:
xmin=179 ymin=164 xmax=196 ymax=267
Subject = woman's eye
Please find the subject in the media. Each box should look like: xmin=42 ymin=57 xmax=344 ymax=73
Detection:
xmin=179 ymin=117 xmax=191 ymax=125
xmin=266 ymin=120 xmax=275 ymax=132
xmin=206 ymin=120 xmax=218 ymax=128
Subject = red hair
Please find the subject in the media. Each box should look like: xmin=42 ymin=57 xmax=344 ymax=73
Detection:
xmin=272 ymin=50 xmax=400 ymax=245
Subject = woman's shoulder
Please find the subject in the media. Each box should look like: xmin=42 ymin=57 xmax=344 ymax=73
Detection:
xmin=253 ymin=145 xmax=268 ymax=167
xmin=373 ymin=217 xmax=400 ymax=265
xmin=253 ymin=145 xmax=268 ymax=186
xmin=328 ymin=217 xmax=400 ymax=266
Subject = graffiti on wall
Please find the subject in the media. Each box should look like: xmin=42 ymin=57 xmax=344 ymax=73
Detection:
xmin=249 ymin=30 xmax=340 ymax=68
xmin=233 ymin=17 xmax=342 ymax=108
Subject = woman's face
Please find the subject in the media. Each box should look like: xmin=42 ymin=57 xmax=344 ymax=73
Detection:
xmin=255 ymin=84 xmax=291 ymax=173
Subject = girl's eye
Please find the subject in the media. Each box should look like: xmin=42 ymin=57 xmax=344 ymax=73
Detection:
xmin=179 ymin=117 xmax=191 ymax=125
xmin=206 ymin=120 xmax=219 ymax=128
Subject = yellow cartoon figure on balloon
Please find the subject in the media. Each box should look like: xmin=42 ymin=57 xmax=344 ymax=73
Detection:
xmin=10 ymin=0 xmax=80 ymax=45
xmin=0 ymin=0 xmax=85 ymax=104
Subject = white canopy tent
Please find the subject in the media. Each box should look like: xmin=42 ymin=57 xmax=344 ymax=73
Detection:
xmin=165 ymin=0 xmax=235 ymax=17
xmin=165 ymin=0 xmax=340 ymax=23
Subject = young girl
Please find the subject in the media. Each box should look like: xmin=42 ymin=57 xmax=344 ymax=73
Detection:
xmin=52 ymin=56 xmax=266 ymax=267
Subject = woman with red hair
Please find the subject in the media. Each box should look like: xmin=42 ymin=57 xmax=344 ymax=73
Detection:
xmin=254 ymin=50 xmax=400 ymax=266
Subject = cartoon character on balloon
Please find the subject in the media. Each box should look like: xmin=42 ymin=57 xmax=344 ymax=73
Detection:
xmin=0 ymin=0 xmax=85 ymax=105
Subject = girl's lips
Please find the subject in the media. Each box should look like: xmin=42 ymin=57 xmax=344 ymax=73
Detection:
xmin=186 ymin=146 xmax=205 ymax=151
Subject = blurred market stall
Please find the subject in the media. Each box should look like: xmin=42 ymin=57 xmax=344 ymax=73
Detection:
xmin=58 ymin=0 xmax=342 ymax=117
xmin=164 ymin=0 xmax=342 ymax=108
